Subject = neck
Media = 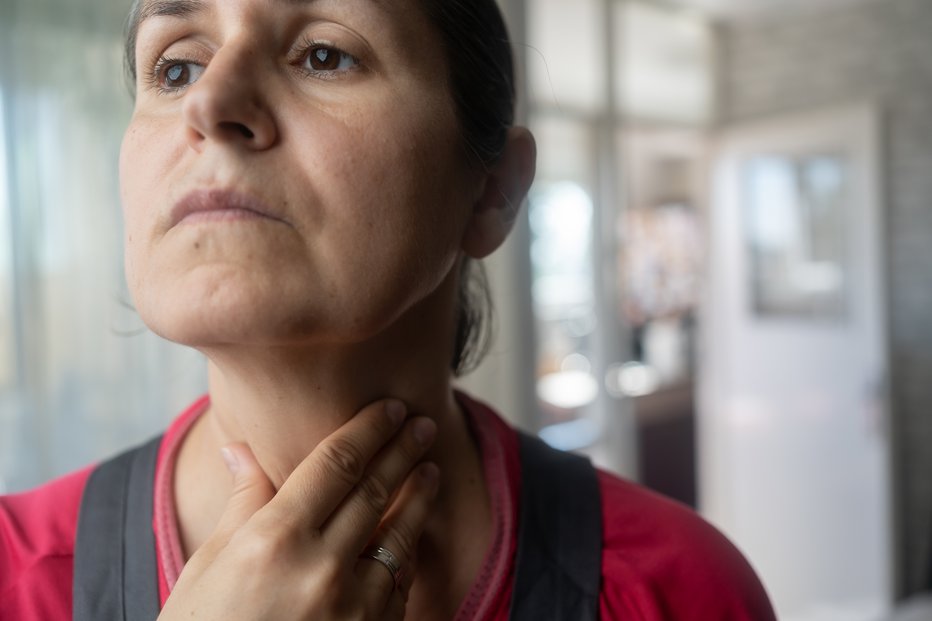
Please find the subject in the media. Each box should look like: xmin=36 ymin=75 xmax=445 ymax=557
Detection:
xmin=172 ymin=270 xmax=492 ymax=618
xmin=200 ymin=340 xmax=460 ymax=490
xmin=190 ymin=266 xmax=464 ymax=488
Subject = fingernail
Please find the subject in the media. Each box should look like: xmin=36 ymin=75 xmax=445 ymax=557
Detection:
xmin=419 ymin=462 xmax=440 ymax=486
xmin=220 ymin=447 xmax=240 ymax=475
xmin=411 ymin=417 xmax=437 ymax=447
xmin=385 ymin=399 xmax=405 ymax=425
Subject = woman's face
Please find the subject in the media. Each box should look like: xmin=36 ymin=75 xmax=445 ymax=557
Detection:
xmin=121 ymin=0 xmax=480 ymax=347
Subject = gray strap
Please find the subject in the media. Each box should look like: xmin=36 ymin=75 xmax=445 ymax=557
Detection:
xmin=72 ymin=430 xmax=601 ymax=619
xmin=509 ymin=432 xmax=603 ymax=621
xmin=73 ymin=435 xmax=163 ymax=621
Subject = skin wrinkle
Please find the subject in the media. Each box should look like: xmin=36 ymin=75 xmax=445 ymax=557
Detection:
xmin=128 ymin=0 xmax=470 ymax=422
xmin=135 ymin=0 xmax=386 ymax=29
xmin=128 ymin=3 xmax=498 ymax=366
xmin=131 ymin=0 xmax=401 ymax=86
xmin=138 ymin=0 xmax=205 ymax=23
xmin=118 ymin=0 xmax=534 ymax=616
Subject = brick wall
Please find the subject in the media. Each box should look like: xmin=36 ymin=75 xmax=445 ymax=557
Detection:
xmin=719 ymin=0 xmax=932 ymax=597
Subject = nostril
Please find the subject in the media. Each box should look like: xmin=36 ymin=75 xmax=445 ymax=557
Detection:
xmin=219 ymin=121 xmax=255 ymax=140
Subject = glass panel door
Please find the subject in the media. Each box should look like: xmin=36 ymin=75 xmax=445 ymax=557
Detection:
xmin=525 ymin=0 xmax=714 ymax=482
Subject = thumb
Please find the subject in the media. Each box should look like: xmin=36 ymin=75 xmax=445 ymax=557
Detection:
xmin=211 ymin=443 xmax=277 ymax=543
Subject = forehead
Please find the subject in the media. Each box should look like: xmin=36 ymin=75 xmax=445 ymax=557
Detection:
xmin=134 ymin=0 xmax=399 ymax=28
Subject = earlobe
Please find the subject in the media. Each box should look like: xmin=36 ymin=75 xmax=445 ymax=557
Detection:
xmin=461 ymin=127 xmax=537 ymax=259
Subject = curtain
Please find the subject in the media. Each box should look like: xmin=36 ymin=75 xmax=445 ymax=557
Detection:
xmin=0 ymin=0 xmax=207 ymax=493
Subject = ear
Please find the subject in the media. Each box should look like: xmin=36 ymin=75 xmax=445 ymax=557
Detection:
xmin=461 ymin=127 xmax=537 ymax=259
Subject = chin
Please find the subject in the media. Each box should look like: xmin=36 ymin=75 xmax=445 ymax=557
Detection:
xmin=138 ymin=297 xmax=314 ymax=349
xmin=133 ymin=281 xmax=405 ymax=350
xmin=126 ymin=249 xmax=453 ymax=350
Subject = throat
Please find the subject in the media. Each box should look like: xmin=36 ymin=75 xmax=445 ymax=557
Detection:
xmin=169 ymin=389 xmax=495 ymax=613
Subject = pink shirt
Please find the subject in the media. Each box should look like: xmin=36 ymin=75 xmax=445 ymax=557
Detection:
xmin=0 ymin=393 xmax=776 ymax=620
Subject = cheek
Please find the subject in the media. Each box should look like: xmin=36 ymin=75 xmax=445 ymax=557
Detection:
xmin=119 ymin=125 xmax=146 ymax=288
xmin=333 ymin=119 xmax=465 ymax=269
xmin=280 ymin=102 xmax=469 ymax=332
xmin=119 ymin=117 xmax=182 ymax=292
xmin=120 ymin=114 xmax=183 ymax=223
xmin=121 ymin=126 xmax=149 ymax=233
xmin=328 ymin=97 xmax=468 ymax=234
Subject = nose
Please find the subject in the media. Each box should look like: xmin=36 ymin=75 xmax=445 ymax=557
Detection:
xmin=181 ymin=46 xmax=278 ymax=152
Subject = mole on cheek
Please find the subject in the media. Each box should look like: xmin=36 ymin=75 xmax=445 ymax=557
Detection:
xmin=194 ymin=242 xmax=201 ymax=250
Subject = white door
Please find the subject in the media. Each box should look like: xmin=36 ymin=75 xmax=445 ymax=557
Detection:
xmin=699 ymin=103 xmax=892 ymax=620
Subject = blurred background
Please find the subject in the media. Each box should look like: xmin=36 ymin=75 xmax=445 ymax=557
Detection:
xmin=1 ymin=0 xmax=931 ymax=618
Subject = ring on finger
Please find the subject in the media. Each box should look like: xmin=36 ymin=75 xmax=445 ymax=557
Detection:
xmin=360 ymin=545 xmax=405 ymax=589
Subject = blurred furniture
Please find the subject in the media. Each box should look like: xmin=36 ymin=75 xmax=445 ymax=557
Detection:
xmin=633 ymin=381 xmax=696 ymax=508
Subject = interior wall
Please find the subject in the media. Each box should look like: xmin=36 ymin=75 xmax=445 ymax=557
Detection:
xmin=717 ymin=0 xmax=932 ymax=597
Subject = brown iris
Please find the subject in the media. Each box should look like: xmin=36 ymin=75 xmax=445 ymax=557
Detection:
xmin=308 ymin=47 xmax=341 ymax=71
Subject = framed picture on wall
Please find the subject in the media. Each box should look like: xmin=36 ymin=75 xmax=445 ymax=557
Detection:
xmin=742 ymin=154 xmax=848 ymax=318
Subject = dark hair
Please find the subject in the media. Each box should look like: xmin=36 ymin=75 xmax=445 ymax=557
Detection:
xmin=123 ymin=0 xmax=516 ymax=376
xmin=418 ymin=0 xmax=515 ymax=375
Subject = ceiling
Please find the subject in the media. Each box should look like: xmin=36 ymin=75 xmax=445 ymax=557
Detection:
xmin=665 ymin=0 xmax=882 ymax=21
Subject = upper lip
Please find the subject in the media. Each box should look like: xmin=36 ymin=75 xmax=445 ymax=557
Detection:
xmin=169 ymin=188 xmax=286 ymax=227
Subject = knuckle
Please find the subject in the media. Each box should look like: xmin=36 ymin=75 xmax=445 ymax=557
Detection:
xmin=311 ymin=553 xmax=345 ymax=590
xmin=298 ymin=555 xmax=346 ymax=614
xmin=231 ymin=526 xmax=295 ymax=566
xmin=318 ymin=437 xmax=367 ymax=485
xmin=356 ymin=474 xmax=391 ymax=514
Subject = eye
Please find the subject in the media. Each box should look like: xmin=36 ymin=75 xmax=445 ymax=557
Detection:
xmin=303 ymin=45 xmax=358 ymax=74
xmin=153 ymin=58 xmax=205 ymax=92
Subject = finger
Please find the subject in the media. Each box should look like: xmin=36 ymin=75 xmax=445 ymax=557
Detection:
xmin=383 ymin=588 xmax=408 ymax=621
xmin=356 ymin=462 xmax=439 ymax=613
xmin=184 ymin=443 xmax=276 ymax=572
xmin=324 ymin=416 xmax=436 ymax=555
xmin=271 ymin=398 xmax=406 ymax=526
xmin=210 ymin=443 xmax=277 ymax=544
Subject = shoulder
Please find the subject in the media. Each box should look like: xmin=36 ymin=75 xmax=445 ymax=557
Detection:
xmin=0 ymin=465 xmax=92 ymax=619
xmin=595 ymin=470 xmax=776 ymax=620
xmin=455 ymin=391 xmax=776 ymax=619
xmin=0 ymin=465 xmax=92 ymax=564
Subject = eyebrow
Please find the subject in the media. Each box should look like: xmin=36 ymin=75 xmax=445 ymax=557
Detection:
xmin=136 ymin=0 xmax=377 ymax=27
xmin=137 ymin=0 xmax=207 ymax=25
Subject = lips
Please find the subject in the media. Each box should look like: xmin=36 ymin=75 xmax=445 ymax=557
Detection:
xmin=169 ymin=188 xmax=285 ymax=228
